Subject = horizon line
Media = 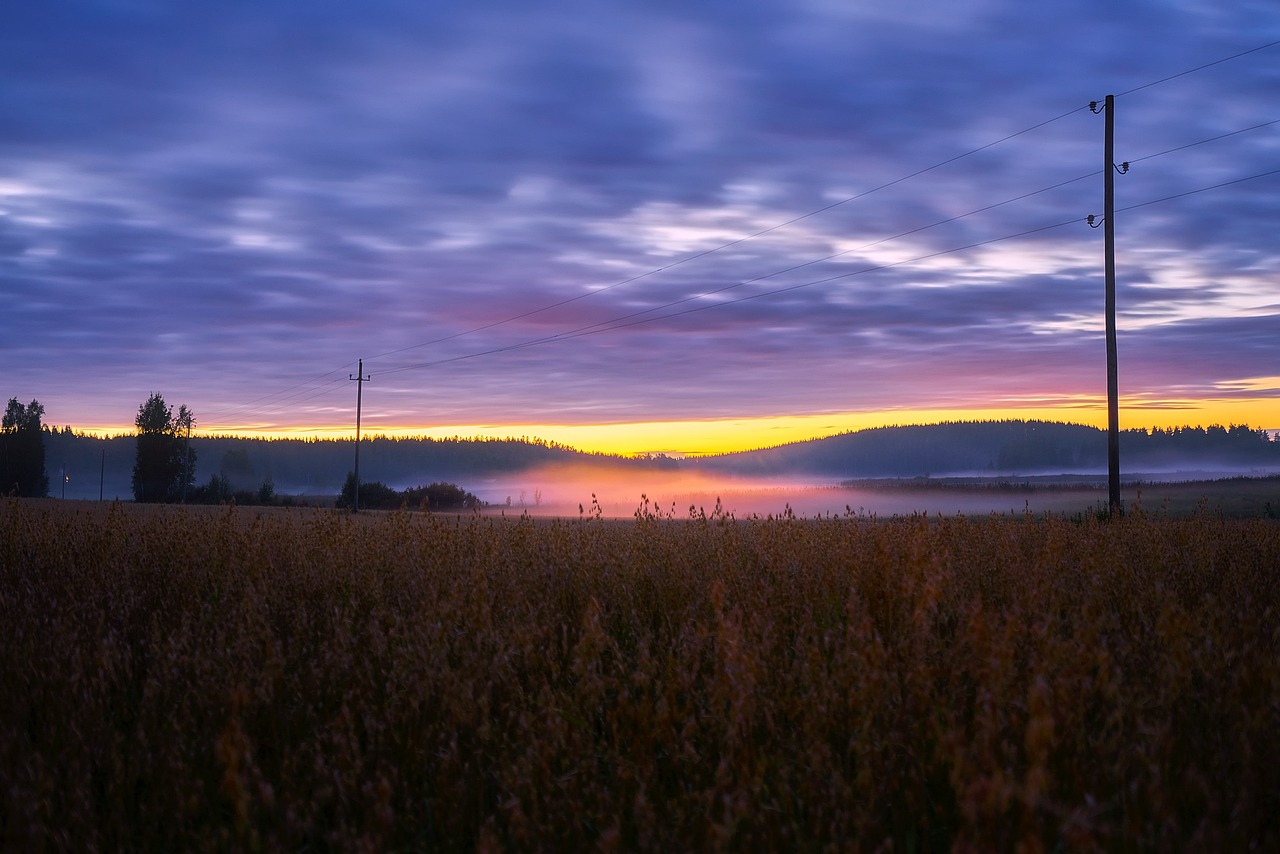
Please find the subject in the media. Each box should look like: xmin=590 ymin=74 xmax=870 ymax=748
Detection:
xmin=43 ymin=414 xmax=1278 ymax=458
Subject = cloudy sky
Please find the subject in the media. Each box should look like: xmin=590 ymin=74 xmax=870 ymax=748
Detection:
xmin=3 ymin=1 xmax=1278 ymax=454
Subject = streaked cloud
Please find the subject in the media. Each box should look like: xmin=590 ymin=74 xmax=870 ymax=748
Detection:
xmin=2 ymin=1 xmax=1277 ymax=449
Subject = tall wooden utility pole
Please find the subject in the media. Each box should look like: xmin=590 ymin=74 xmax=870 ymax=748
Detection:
xmin=349 ymin=359 xmax=370 ymax=513
xmin=180 ymin=408 xmax=193 ymax=504
xmin=1091 ymin=95 xmax=1128 ymax=517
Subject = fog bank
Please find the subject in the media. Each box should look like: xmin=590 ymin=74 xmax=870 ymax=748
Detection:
xmin=463 ymin=464 xmax=1113 ymax=519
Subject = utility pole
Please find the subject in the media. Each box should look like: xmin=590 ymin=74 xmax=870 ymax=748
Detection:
xmin=349 ymin=359 xmax=370 ymax=513
xmin=100 ymin=446 xmax=105 ymax=502
xmin=1090 ymin=95 xmax=1128 ymax=517
xmin=180 ymin=409 xmax=193 ymax=504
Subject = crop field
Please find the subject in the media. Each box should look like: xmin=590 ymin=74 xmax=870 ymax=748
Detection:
xmin=2 ymin=498 xmax=1278 ymax=851
xmin=839 ymin=474 xmax=1280 ymax=521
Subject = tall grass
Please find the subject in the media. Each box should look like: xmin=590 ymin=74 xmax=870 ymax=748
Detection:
xmin=2 ymin=498 xmax=1277 ymax=850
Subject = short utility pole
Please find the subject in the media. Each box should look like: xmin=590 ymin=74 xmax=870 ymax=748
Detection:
xmin=349 ymin=358 xmax=371 ymax=513
xmin=1089 ymin=95 xmax=1128 ymax=518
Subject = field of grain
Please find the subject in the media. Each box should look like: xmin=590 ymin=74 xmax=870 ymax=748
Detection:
xmin=2 ymin=498 xmax=1277 ymax=851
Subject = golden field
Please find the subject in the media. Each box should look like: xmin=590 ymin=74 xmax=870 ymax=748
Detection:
xmin=2 ymin=498 xmax=1278 ymax=851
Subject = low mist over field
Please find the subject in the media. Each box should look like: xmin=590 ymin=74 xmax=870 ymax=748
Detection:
xmin=467 ymin=465 xmax=857 ymax=519
xmin=464 ymin=465 xmax=1097 ymax=519
xmin=466 ymin=466 xmax=1279 ymax=520
xmin=34 ymin=420 xmax=1278 ymax=518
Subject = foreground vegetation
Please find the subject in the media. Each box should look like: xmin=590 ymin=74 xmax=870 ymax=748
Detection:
xmin=2 ymin=499 xmax=1277 ymax=850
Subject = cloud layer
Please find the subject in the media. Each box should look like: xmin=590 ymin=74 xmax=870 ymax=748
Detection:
xmin=3 ymin=1 xmax=1278 ymax=444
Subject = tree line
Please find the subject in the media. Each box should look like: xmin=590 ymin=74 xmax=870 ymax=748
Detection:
xmin=692 ymin=420 xmax=1280 ymax=478
xmin=1 ymin=394 xmax=200 ymax=501
xmin=3 ymin=393 xmax=496 ymax=508
xmin=6 ymin=397 xmax=1279 ymax=502
xmin=0 ymin=399 xmax=48 ymax=497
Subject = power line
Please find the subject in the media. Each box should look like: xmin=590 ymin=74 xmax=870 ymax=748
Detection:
xmin=1127 ymin=118 xmax=1280 ymax=164
xmin=1116 ymin=166 xmax=1280 ymax=213
xmin=1117 ymin=38 xmax=1280 ymax=98
xmin=199 ymin=367 xmax=354 ymax=426
xmin=199 ymin=374 xmax=351 ymax=428
xmin=238 ymin=378 xmax=350 ymax=415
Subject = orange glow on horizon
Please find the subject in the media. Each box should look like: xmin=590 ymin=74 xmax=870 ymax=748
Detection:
xmin=69 ymin=396 xmax=1280 ymax=456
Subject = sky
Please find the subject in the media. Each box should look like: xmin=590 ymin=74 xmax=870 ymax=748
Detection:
xmin=3 ymin=1 xmax=1278 ymax=456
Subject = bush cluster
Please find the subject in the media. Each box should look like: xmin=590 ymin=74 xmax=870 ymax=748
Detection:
xmin=337 ymin=473 xmax=484 ymax=511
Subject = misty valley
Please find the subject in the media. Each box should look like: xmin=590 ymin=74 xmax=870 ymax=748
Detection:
xmin=35 ymin=419 xmax=1280 ymax=518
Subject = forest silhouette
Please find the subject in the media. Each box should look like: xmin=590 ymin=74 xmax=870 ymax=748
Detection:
xmin=24 ymin=418 xmax=1280 ymax=503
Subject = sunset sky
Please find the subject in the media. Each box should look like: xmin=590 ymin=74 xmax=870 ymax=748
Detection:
xmin=3 ymin=1 xmax=1278 ymax=456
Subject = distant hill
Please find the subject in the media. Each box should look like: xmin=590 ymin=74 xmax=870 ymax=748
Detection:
xmin=37 ymin=420 xmax=1279 ymax=501
xmin=688 ymin=420 xmax=1280 ymax=479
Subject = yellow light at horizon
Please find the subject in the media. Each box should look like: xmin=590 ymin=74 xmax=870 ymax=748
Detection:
xmin=69 ymin=395 xmax=1280 ymax=456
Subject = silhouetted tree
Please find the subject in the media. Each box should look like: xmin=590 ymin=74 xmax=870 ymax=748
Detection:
xmin=131 ymin=394 xmax=195 ymax=502
xmin=0 ymin=398 xmax=49 ymax=497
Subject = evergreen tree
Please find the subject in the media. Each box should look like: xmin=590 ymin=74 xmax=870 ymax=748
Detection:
xmin=131 ymin=394 xmax=196 ymax=502
xmin=0 ymin=398 xmax=49 ymax=497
